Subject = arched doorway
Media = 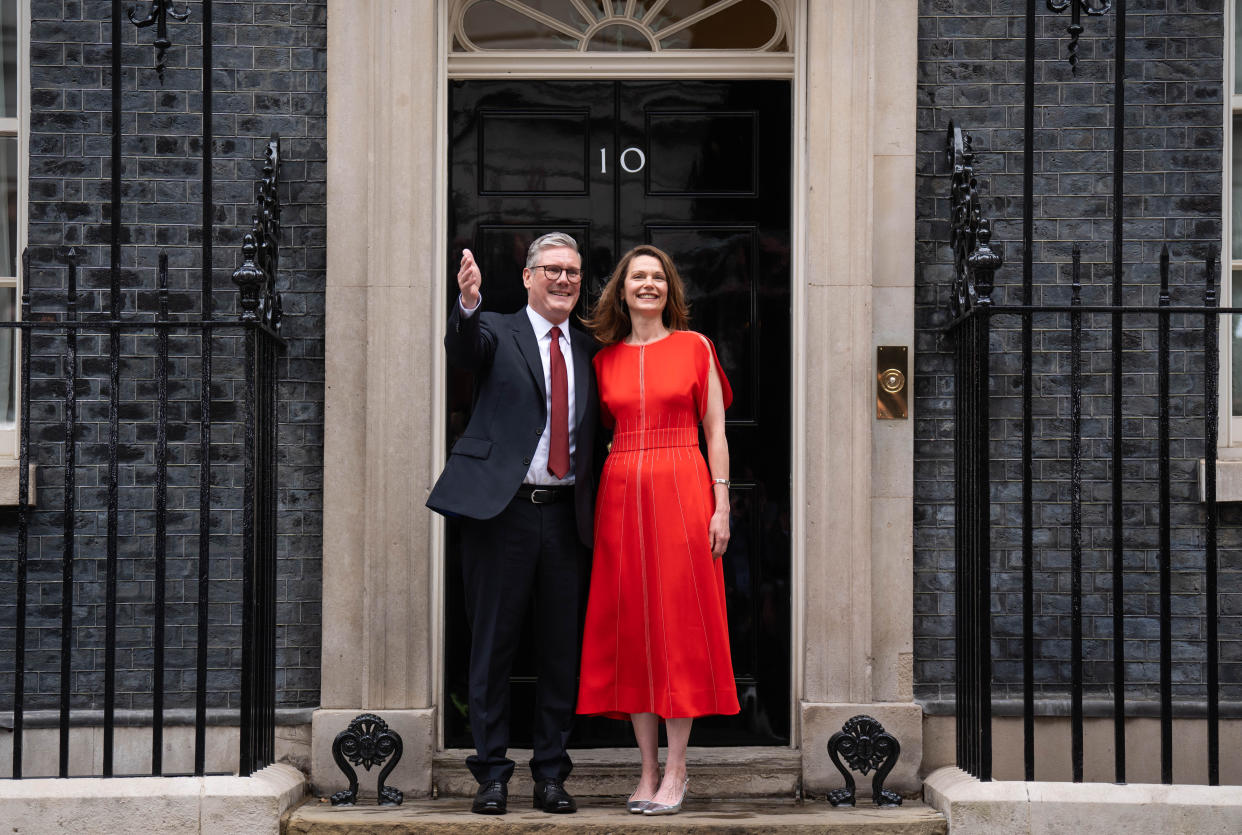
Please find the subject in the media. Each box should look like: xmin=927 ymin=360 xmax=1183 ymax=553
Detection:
xmin=442 ymin=0 xmax=796 ymax=749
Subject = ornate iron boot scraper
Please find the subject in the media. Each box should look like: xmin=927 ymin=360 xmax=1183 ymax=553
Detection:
xmin=826 ymin=715 xmax=902 ymax=807
xmin=330 ymin=713 xmax=405 ymax=806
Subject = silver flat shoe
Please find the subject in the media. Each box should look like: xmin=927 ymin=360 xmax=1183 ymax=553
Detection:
xmin=626 ymin=799 xmax=650 ymax=814
xmin=642 ymin=778 xmax=688 ymax=816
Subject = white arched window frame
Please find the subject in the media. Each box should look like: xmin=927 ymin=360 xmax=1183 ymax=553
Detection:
xmin=446 ymin=0 xmax=797 ymax=77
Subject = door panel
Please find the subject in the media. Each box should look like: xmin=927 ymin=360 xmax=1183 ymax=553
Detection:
xmin=645 ymin=112 xmax=758 ymax=195
xmin=445 ymin=79 xmax=791 ymax=748
xmin=479 ymin=110 xmax=593 ymax=195
xmin=646 ymin=225 xmax=759 ymax=422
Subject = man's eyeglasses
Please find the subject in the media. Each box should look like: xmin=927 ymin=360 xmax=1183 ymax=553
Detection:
xmin=534 ymin=264 xmax=582 ymax=283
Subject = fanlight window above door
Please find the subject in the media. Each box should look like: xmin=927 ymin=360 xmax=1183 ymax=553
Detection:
xmin=453 ymin=0 xmax=790 ymax=52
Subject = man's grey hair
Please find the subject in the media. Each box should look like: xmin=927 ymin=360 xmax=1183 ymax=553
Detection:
xmin=526 ymin=232 xmax=580 ymax=271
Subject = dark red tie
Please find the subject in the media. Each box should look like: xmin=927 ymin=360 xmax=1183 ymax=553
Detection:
xmin=547 ymin=326 xmax=570 ymax=479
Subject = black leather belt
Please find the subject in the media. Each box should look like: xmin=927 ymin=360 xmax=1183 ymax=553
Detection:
xmin=515 ymin=483 xmax=573 ymax=505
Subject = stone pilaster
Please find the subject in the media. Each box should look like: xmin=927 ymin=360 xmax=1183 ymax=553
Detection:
xmin=317 ymin=0 xmax=441 ymax=797
xmin=801 ymin=0 xmax=919 ymax=795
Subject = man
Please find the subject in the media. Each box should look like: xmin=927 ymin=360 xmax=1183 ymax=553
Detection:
xmin=427 ymin=233 xmax=597 ymax=815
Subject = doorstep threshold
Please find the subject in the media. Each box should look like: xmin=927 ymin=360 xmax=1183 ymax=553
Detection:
xmin=436 ymin=746 xmax=800 ymax=766
xmin=286 ymin=797 xmax=947 ymax=835
xmin=433 ymin=747 xmax=802 ymax=798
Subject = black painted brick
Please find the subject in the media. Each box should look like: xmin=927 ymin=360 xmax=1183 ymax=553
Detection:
xmin=0 ymin=2 xmax=325 ymax=714
xmin=916 ymin=1 xmax=1236 ymax=706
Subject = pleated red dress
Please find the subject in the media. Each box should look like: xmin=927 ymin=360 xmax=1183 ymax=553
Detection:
xmin=576 ymin=329 xmax=741 ymax=720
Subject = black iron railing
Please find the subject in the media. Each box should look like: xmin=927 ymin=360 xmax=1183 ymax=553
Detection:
xmin=7 ymin=256 xmax=282 ymax=780
xmin=945 ymin=0 xmax=1230 ymax=786
xmin=948 ymin=230 xmax=1226 ymax=785
xmin=6 ymin=143 xmax=282 ymax=778
xmin=4 ymin=1 xmax=282 ymax=779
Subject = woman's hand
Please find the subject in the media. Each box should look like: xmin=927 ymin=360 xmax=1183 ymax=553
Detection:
xmin=709 ymin=508 xmax=730 ymax=560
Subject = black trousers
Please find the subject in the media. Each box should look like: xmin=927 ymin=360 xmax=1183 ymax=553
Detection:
xmin=459 ymin=492 xmax=585 ymax=785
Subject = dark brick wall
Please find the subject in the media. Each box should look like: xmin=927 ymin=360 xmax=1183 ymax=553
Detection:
xmin=0 ymin=1 xmax=325 ymax=713
xmin=12 ymin=0 xmax=1232 ymax=724
xmin=915 ymin=1 xmax=1238 ymax=705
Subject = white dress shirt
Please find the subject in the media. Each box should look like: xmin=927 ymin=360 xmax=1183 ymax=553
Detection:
xmin=459 ymin=294 xmax=577 ymax=485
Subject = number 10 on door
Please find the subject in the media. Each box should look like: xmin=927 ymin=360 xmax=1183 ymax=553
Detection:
xmin=601 ymin=147 xmax=646 ymax=174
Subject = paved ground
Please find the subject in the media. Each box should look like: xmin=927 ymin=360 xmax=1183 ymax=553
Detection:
xmin=284 ymin=796 xmax=948 ymax=834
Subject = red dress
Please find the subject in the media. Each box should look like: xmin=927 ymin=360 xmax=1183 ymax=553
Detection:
xmin=576 ymin=330 xmax=741 ymax=719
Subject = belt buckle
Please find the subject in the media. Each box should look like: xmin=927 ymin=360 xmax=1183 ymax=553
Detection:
xmin=529 ymin=488 xmax=555 ymax=505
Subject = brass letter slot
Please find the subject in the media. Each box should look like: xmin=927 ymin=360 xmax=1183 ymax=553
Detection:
xmin=877 ymin=346 xmax=908 ymax=420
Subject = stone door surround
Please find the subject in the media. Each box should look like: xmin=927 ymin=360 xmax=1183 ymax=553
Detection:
xmin=318 ymin=0 xmax=919 ymax=797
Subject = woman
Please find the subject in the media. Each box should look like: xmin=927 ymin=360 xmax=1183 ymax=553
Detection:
xmin=577 ymin=245 xmax=739 ymax=815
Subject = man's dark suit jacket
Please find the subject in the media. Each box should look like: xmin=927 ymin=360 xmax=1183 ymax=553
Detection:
xmin=427 ymin=305 xmax=598 ymax=547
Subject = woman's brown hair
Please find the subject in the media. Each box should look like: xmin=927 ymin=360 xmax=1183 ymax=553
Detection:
xmin=583 ymin=244 xmax=691 ymax=345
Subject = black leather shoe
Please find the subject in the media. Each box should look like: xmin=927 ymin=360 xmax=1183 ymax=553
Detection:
xmin=472 ymin=780 xmax=507 ymax=815
xmin=533 ymin=779 xmax=577 ymax=813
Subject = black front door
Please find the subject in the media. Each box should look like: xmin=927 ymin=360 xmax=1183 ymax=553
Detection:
xmin=444 ymin=79 xmax=791 ymax=747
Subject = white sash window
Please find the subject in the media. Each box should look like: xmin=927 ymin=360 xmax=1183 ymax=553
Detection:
xmin=0 ymin=0 xmax=25 ymax=449
xmin=1230 ymin=3 xmax=1242 ymax=442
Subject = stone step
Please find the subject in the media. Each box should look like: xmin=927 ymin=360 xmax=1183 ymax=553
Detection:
xmin=284 ymin=798 xmax=948 ymax=835
xmin=431 ymin=747 xmax=802 ymax=798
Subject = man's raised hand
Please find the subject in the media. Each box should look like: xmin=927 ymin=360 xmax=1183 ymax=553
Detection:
xmin=458 ymin=248 xmax=482 ymax=309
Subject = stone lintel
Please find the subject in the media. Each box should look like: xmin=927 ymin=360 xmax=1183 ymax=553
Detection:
xmin=1199 ymin=458 xmax=1242 ymax=503
xmin=0 ymin=460 xmax=36 ymax=505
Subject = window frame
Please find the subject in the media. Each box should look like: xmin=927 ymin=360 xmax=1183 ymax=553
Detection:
xmin=451 ymin=0 xmax=793 ymax=53
xmin=0 ymin=0 xmax=28 ymax=457
xmin=1229 ymin=0 xmax=1240 ymax=448
xmin=446 ymin=0 xmax=797 ymax=77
